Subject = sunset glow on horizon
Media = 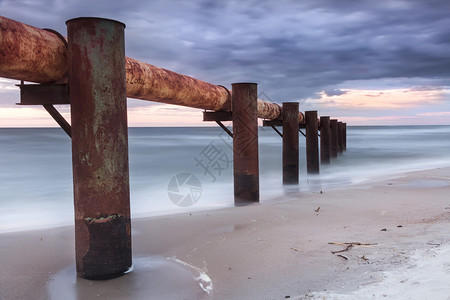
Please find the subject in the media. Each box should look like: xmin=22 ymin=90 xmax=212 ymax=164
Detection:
xmin=1 ymin=1 xmax=450 ymax=127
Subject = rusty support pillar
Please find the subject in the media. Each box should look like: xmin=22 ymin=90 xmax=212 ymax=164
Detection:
xmin=232 ymin=83 xmax=259 ymax=204
xmin=343 ymin=123 xmax=347 ymax=151
xmin=306 ymin=111 xmax=319 ymax=174
xmin=330 ymin=119 xmax=338 ymax=158
xmin=337 ymin=121 xmax=343 ymax=154
xmin=282 ymin=102 xmax=299 ymax=184
xmin=67 ymin=17 xmax=131 ymax=279
xmin=320 ymin=116 xmax=331 ymax=165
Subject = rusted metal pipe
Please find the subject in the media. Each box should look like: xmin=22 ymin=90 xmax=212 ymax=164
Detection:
xmin=0 ymin=16 xmax=304 ymax=122
xmin=232 ymin=83 xmax=259 ymax=204
xmin=282 ymin=102 xmax=299 ymax=184
xmin=67 ymin=17 xmax=131 ymax=279
xmin=306 ymin=111 xmax=319 ymax=174
xmin=0 ymin=16 xmax=67 ymax=83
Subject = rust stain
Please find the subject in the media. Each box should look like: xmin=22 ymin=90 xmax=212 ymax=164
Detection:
xmin=0 ymin=16 xmax=67 ymax=83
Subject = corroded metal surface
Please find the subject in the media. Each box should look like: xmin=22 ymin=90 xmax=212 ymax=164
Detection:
xmin=0 ymin=16 xmax=67 ymax=83
xmin=330 ymin=119 xmax=338 ymax=158
xmin=306 ymin=111 xmax=319 ymax=174
xmin=0 ymin=16 xmax=303 ymax=122
xmin=282 ymin=102 xmax=299 ymax=184
xmin=232 ymin=83 xmax=259 ymax=204
xmin=320 ymin=116 xmax=331 ymax=165
xmin=337 ymin=121 xmax=343 ymax=153
xmin=343 ymin=123 xmax=347 ymax=151
xmin=125 ymin=57 xmax=231 ymax=111
xmin=67 ymin=17 xmax=131 ymax=279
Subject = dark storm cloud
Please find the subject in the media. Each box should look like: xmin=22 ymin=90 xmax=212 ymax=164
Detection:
xmin=1 ymin=0 xmax=450 ymax=106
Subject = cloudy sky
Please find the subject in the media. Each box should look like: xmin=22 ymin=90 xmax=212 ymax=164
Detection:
xmin=1 ymin=0 xmax=450 ymax=126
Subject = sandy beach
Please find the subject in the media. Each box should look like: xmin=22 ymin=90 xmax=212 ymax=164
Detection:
xmin=1 ymin=167 xmax=450 ymax=299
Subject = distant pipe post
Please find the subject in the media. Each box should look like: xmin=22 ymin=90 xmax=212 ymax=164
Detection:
xmin=306 ymin=111 xmax=319 ymax=174
xmin=320 ymin=116 xmax=331 ymax=165
xmin=337 ymin=121 xmax=343 ymax=154
xmin=330 ymin=119 xmax=338 ymax=158
xmin=343 ymin=123 xmax=347 ymax=151
xmin=67 ymin=17 xmax=131 ymax=279
xmin=282 ymin=102 xmax=299 ymax=184
xmin=232 ymin=83 xmax=259 ymax=204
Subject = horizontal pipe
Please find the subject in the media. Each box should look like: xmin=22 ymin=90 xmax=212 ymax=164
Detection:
xmin=0 ymin=16 xmax=304 ymax=123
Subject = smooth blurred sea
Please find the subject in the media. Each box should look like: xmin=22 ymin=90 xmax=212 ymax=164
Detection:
xmin=1 ymin=125 xmax=450 ymax=233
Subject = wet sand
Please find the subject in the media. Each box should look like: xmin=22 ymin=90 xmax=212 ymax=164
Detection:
xmin=1 ymin=167 xmax=450 ymax=299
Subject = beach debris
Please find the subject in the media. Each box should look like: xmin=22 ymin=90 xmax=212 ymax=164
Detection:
xmin=314 ymin=206 xmax=321 ymax=213
xmin=359 ymin=255 xmax=369 ymax=261
xmin=329 ymin=242 xmax=378 ymax=248
xmin=290 ymin=247 xmax=302 ymax=252
xmin=285 ymin=296 xmax=291 ymax=299
xmin=381 ymin=228 xmax=387 ymax=231
xmin=337 ymin=254 xmax=348 ymax=260
xmin=329 ymin=242 xmax=377 ymax=257
xmin=426 ymin=242 xmax=441 ymax=246
xmin=397 ymin=225 xmax=403 ymax=228
xmin=331 ymin=244 xmax=353 ymax=254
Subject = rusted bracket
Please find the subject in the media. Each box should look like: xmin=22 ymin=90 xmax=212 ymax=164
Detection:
xmin=43 ymin=105 xmax=71 ymax=138
xmin=17 ymin=82 xmax=70 ymax=105
xmin=299 ymin=129 xmax=306 ymax=138
xmin=203 ymin=111 xmax=232 ymax=121
xmin=262 ymin=119 xmax=282 ymax=127
xmin=271 ymin=125 xmax=283 ymax=138
xmin=17 ymin=82 xmax=71 ymax=137
xmin=203 ymin=111 xmax=233 ymax=138
xmin=262 ymin=119 xmax=283 ymax=138
xmin=216 ymin=121 xmax=233 ymax=138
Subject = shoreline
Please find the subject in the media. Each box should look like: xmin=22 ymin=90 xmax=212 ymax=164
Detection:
xmin=1 ymin=167 xmax=450 ymax=299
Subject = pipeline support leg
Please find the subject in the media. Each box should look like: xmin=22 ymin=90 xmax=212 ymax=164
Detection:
xmin=282 ymin=102 xmax=299 ymax=184
xmin=320 ymin=116 xmax=331 ymax=165
xmin=67 ymin=17 xmax=131 ymax=279
xmin=343 ymin=123 xmax=347 ymax=151
xmin=337 ymin=121 xmax=343 ymax=154
xmin=232 ymin=83 xmax=259 ymax=204
xmin=330 ymin=119 xmax=338 ymax=158
xmin=306 ymin=111 xmax=319 ymax=174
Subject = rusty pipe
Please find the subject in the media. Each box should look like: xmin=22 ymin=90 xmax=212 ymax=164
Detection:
xmin=0 ymin=16 xmax=67 ymax=83
xmin=0 ymin=16 xmax=304 ymax=123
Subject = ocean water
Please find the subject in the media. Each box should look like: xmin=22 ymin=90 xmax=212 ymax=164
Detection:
xmin=1 ymin=125 xmax=450 ymax=233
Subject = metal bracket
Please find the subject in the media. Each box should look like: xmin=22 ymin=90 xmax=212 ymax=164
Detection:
xmin=271 ymin=125 xmax=283 ymax=138
xmin=43 ymin=105 xmax=71 ymax=137
xmin=216 ymin=121 xmax=233 ymax=138
xmin=299 ymin=129 xmax=306 ymax=138
xmin=17 ymin=82 xmax=71 ymax=138
xmin=203 ymin=111 xmax=233 ymax=138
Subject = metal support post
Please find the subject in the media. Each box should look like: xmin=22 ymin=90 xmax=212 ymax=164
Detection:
xmin=337 ymin=121 xmax=343 ymax=153
xmin=306 ymin=111 xmax=319 ymax=174
xmin=282 ymin=102 xmax=299 ymax=184
xmin=67 ymin=17 xmax=131 ymax=279
xmin=232 ymin=83 xmax=259 ymax=204
xmin=343 ymin=123 xmax=347 ymax=151
xmin=320 ymin=116 xmax=331 ymax=165
xmin=330 ymin=119 xmax=338 ymax=158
